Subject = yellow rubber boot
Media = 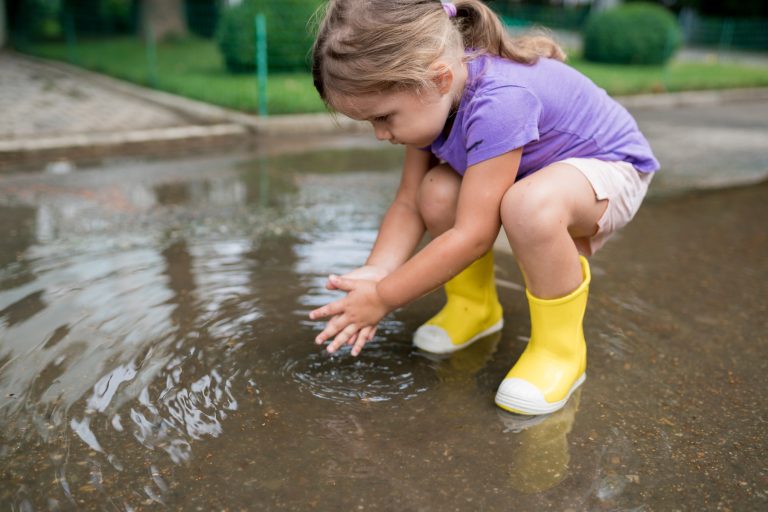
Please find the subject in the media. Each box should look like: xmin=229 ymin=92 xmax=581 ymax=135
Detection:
xmin=494 ymin=256 xmax=590 ymax=415
xmin=413 ymin=250 xmax=503 ymax=354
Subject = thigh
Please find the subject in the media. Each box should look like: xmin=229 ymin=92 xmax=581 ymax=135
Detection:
xmin=503 ymin=162 xmax=608 ymax=239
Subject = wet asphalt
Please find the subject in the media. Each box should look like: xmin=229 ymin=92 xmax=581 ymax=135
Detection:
xmin=0 ymin=99 xmax=766 ymax=510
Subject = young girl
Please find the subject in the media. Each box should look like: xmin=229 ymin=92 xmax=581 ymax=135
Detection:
xmin=308 ymin=0 xmax=659 ymax=415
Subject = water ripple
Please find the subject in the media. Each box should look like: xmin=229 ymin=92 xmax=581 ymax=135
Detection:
xmin=280 ymin=341 xmax=430 ymax=405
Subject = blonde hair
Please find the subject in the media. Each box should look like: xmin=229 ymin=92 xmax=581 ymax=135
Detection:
xmin=311 ymin=0 xmax=565 ymax=107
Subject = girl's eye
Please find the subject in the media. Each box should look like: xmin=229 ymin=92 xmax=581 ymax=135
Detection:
xmin=373 ymin=115 xmax=389 ymax=123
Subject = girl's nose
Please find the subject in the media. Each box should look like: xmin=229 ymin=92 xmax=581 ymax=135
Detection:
xmin=373 ymin=125 xmax=391 ymax=141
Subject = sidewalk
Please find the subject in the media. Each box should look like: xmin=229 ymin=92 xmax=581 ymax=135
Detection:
xmin=1 ymin=50 xmax=767 ymax=195
xmin=0 ymin=51 xmax=371 ymax=172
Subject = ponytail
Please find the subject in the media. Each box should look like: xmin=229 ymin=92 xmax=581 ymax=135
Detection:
xmin=452 ymin=0 xmax=566 ymax=64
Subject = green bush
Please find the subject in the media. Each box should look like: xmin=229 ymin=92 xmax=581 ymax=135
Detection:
xmin=186 ymin=0 xmax=219 ymax=38
xmin=13 ymin=0 xmax=63 ymax=41
xmin=216 ymin=0 xmax=322 ymax=73
xmin=583 ymin=3 xmax=681 ymax=65
xmin=63 ymin=0 xmax=136 ymax=35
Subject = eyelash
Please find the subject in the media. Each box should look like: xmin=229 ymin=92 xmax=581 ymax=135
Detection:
xmin=373 ymin=115 xmax=389 ymax=122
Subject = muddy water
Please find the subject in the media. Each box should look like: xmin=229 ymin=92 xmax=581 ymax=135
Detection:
xmin=0 ymin=148 xmax=766 ymax=510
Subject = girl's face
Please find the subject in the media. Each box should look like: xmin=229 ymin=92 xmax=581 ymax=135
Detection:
xmin=333 ymin=77 xmax=459 ymax=147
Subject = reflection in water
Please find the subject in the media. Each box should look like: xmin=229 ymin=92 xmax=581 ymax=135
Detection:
xmin=0 ymin=191 xmax=246 ymax=505
xmin=0 ymin=204 xmax=37 ymax=290
xmin=0 ymin=289 xmax=46 ymax=327
xmin=433 ymin=331 xmax=502 ymax=383
xmin=429 ymin=330 xmax=582 ymax=495
xmin=0 ymin=228 xmax=259 ymax=504
xmin=154 ymin=181 xmax=194 ymax=206
xmin=2 ymin=149 xmax=764 ymax=509
xmin=0 ymin=149 xmax=405 ymax=508
xmin=500 ymin=388 xmax=582 ymax=494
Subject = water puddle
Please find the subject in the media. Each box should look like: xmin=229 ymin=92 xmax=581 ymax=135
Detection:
xmin=1 ymin=148 xmax=766 ymax=509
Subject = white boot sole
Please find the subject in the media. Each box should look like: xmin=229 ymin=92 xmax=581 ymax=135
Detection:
xmin=494 ymin=373 xmax=586 ymax=416
xmin=413 ymin=318 xmax=504 ymax=354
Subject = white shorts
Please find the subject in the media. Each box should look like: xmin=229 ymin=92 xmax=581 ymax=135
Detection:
xmin=560 ymin=157 xmax=654 ymax=255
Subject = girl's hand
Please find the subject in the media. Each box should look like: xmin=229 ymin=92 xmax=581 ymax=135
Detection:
xmin=325 ymin=265 xmax=388 ymax=290
xmin=310 ymin=276 xmax=390 ymax=356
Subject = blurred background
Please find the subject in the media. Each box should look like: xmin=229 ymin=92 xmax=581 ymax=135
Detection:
xmin=1 ymin=0 xmax=767 ymax=115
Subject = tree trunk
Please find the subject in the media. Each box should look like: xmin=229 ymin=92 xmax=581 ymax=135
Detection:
xmin=141 ymin=0 xmax=188 ymax=41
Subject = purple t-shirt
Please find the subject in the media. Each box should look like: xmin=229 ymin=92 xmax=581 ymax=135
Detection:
xmin=428 ymin=55 xmax=659 ymax=179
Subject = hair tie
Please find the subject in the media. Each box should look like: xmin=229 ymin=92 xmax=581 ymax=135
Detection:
xmin=442 ymin=2 xmax=457 ymax=18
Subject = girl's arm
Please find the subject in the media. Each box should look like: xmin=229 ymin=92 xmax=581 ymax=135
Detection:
xmin=376 ymin=148 xmax=522 ymax=308
xmin=311 ymin=148 xmax=522 ymax=352
xmin=327 ymin=145 xmax=433 ymax=288
xmin=365 ymin=145 xmax=435 ymax=273
xmin=316 ymin=146 xmax=432 ymax=353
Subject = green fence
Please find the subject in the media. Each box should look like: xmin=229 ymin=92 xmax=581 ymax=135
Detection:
xmin=496 ymin=3 xmax=592 ymax=31
xmin=680 ymin=11 xmax=768 ymax=51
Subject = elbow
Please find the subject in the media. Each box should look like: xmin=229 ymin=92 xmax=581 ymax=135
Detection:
xmin=453 ymin=229 xmax=496 ymax=261
xmin=471 ymin=236 xmax=496 ymax=259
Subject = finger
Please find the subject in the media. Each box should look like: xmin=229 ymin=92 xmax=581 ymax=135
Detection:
xmin=351 ymin=326 xmax=372 ymax=357
xmin=349 ymin=327 xmax=367 ymax=349
xmin=327 ymin=324 xmax=358 ymax=354
xmin=309 ymin=298 xmax=345 ymax=321
xmin=314 ymin=315 xmax=347 ymax=345
xmin=325 ymin=274 xmax=339 ymax=290
xmin=359 ymin=326 xmax=375 ymax=344
xmin=368 ymin=326 xmax=378 ymax=341
xmin=328 ymin=274 xmax=356 ymax=292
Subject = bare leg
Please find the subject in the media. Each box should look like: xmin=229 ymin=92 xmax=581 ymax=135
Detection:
xmin=414 ymin=163 xmax=503 ymax=354
xmin=495 ymin=163 xmax=605 ymax=415
xmin=417 ymin=163 xmax=461 ymax=236
xmin=500 ymin=163 xmax=607 ymax=298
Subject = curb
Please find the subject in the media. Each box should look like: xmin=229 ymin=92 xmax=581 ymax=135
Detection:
xmin=615 ymin=87 xmax=768 ymax=110
xmin=0 ymin=124 xmax=249 ymax=153
xmin=0 ymin=124 xmax=252 ymax=173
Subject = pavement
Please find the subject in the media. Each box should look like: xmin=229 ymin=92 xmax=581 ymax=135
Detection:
xmin=0 ymin=51 xmax=365 ymax=172
xmin=1 ymin=49 xmax=767 ymax=194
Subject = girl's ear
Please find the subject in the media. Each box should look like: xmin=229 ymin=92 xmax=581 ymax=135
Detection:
xmin=430 ymin=61 xmax=454 ymax=95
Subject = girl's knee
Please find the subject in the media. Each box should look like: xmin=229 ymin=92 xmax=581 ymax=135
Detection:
xmin=418 ymin=164 xmax=461 ymax=229
xmin=501 ymin=180 xmax=568 ymax=246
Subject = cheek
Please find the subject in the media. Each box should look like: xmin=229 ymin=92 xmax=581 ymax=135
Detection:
xmin=425 ymin=113 xmax=445 ymax=135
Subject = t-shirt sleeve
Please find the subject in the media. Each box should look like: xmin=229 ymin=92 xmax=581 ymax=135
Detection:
xmin=464 ymin=85 xmax=542 ymax=167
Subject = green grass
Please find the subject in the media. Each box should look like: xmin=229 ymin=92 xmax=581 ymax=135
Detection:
xmin=21 ymin=37 xmax=768 ymax=115
xmin=569 ymin=57 xmax=768 ymax=95
xmin=24 ymin=37 xmax=324 ymax=115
